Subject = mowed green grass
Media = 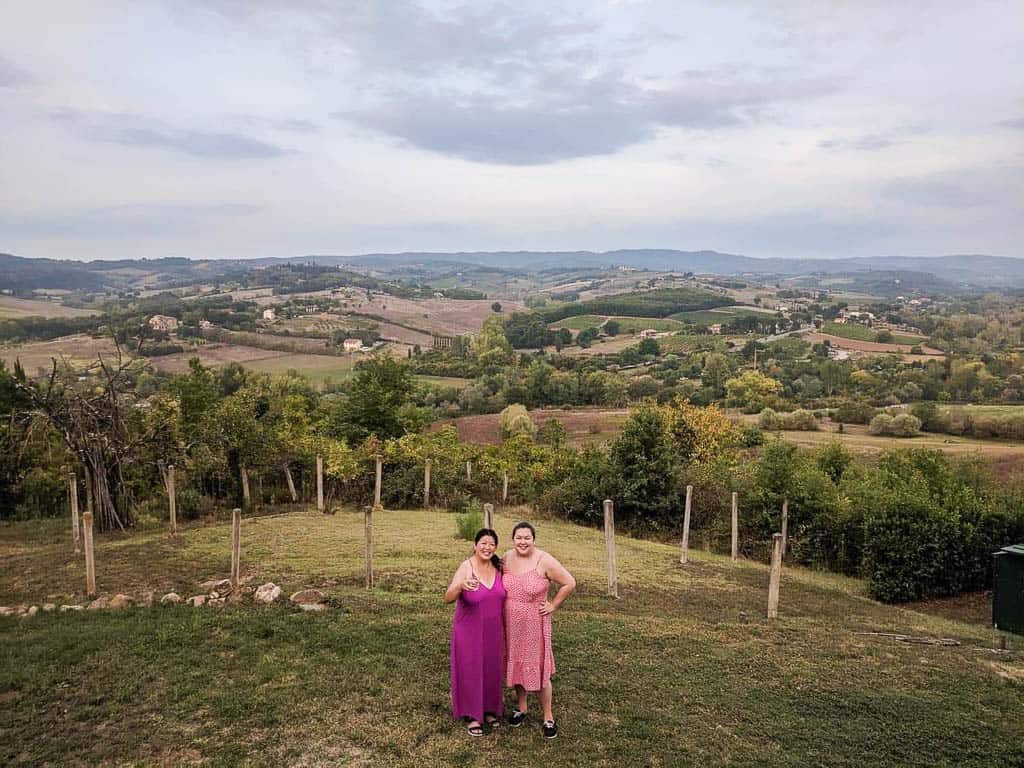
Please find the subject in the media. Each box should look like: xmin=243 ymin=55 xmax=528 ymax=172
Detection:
xmin=1 ymin=510 xmax=1022 ymax=767
xmin=822 ymin=322 xmax=923 ymax=345
xmin=549 ymin=314 xmax=608 ymax=330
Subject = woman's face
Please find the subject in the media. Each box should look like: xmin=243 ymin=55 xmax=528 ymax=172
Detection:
xmin=475 ymin=535 xmax=497 ymax=561
xmin=513 ymin=528 xmax=535 ymax=557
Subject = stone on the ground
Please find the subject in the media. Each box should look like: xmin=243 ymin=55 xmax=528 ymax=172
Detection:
xmin=207 ymin=596 xmax=226 ymax=607
xmin=60 ymin=604 xmax=84 ymax=612
xmin=138 ymin=591 xmax=154 ymax=608
xmin=0 ymin=607 xmax=13 ymax=616
xmin=254 ymin=583 xmax=282 ymax=604
xmin=209 ymin=579 xmax=234 ymax=598
xmin=108 ymin=594 xmax=133 ymax=609
xmin=186 ymin=595 xmax=206 ymax=607
xmin=87 ymin=596 xmax=110 ymax=610
xmin=289 ymin=589 xmax=326 ymax=607
xmin=42 ymin=603 xmax=56 ymax=612
xmin=160 ymin=592 xmax=182 ymax=606
xmin=298 ymin=603 xmax=327 ymax=612
xmin=26 ymin=605 xmax=39 ymax=617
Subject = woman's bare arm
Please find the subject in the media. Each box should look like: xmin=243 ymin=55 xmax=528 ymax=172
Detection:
xmin=539 ymin=554 xmax=576 ymax=615
xmin=444 ymin=560 xmax=471 ymax=603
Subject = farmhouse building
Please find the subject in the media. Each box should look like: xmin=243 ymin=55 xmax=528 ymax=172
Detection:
xmin=262 ymin=308 xmax=276 ymax=321
xmin=342 ymin=338 xmax=362 ymax=352
xmin=708 ymin=323 xmax=723 ymax=335
xmin=148 ymin=314 xmax=179 ymax=332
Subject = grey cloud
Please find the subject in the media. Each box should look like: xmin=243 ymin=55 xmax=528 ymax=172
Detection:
xmin=1000 ymin=117 xmax=1024 ymax=130
xmin=340 ymin=69 xmax=839 ymax=165
xmin=820 ymin=134 xmax=898 ymax=151
xmin=0 ymin=203 xmax=261 ymax=238
xmin=884 ymin=166 xmax=1024 ymax=209
xmin=51 ymin=110 xmax=291 ymax=159
xmin=0 ymin=55 xmax=33 ymax=88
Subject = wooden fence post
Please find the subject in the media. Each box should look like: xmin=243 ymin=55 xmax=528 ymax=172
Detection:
xmin=284 ymin=464 xmax=298 ymax=502
xmin=483 ymin=503 xmax=494 ymax=530
xmin=240 ymin=464 xmax=251 ymax=508
xmin=365 ymin=505 xmax=375 ymax=589
xmin=424 ymin=459 xmax=431 ymax=508
xmin=502 ymin=471 xmax=509 ymax=503
xmin=316 ymin=454 xmax=324 ymax=514
xmin=167 ymin=464 xmax=177 ymax=536
xmin=679 ymin=484 xmax=693 ymax=564
xmin=82 ymin=510 xmax=96 ymax=597
xmin=731 ymin=491 xmax=739 ymax=562
xmin=781 ymin=499 xmax=789 ymax=559
xmin=69 ymin=471 xmax=81 ymax=554
xmin=374 ymin=456 xmax=383 ymax=509
xmin=767 ymin=533 xmax=783 ymax=619
xmin=603 ymin=499 xmax=618 ymax=598
xmin=466 ymin=460 xmax=472 ymax=482
xmin=230 ymin=508 xmax=241 ymax=590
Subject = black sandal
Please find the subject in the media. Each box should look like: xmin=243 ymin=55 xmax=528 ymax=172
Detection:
xmin=484 ymin=714 xmax=501 ymax=728
xmin=466 ymin=721 xmax=484 ymax=737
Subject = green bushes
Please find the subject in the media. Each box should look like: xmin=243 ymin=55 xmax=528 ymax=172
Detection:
xmin=834 ymin=400 xmax=876 ymax=424
xmin=455 ymin=499 xmax=484 ymax=540
xmin=868 ymin=412 xmax=922 ymax=437
xmin=759 ymin=408 xmax=819 ymax=431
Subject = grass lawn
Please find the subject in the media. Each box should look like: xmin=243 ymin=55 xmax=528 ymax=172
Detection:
xmin=607 ymin=316 xmax=687 ymax=333
xmin=1 ymin=509 xmax=1022 ymax=767
xmin=822 ymin=322 xmax=923 ymax=346
xmin=939 ymin=404 xmax=1024 ymax=418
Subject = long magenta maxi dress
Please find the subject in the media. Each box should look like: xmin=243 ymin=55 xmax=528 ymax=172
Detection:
xmin=450 ymin=569 xmax=506 ymax=722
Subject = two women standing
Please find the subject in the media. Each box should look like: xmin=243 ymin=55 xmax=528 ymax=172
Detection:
xmin=445 ymin=522 xmax=576 ymax=739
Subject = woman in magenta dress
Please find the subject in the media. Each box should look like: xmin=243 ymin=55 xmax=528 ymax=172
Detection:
xmin=502 ymin=521 xmax=576 ymax=740
xmin=444 ymin=528 xmax=506 ymax=736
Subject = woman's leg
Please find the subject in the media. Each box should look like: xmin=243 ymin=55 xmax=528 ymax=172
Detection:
xmin=539 ymin=683 xmax=553 ymax=722
xmin=515 ymin=684 xmax=528 ymax=712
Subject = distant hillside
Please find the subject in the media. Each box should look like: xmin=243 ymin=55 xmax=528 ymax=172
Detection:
xmin=3 ymin=249 xmax=1024 ymax=294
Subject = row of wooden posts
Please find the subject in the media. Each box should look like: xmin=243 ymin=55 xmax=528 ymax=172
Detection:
xmin=68 ymin=464 xmax=790 ymax=618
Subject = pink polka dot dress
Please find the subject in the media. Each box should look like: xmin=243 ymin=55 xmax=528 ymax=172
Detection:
xmin=504 ymin=568 xmax=555 ymax=692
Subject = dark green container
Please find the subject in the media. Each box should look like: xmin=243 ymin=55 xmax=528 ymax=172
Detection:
xmin=993 ymin=544 xmax=1024 ymax=635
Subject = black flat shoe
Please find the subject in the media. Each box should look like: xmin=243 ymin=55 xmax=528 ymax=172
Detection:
xmin=484 ymin=714 xmax=501 ymax=728
xmin=542 ymin=720 xmax=558 ymax=739
xmin=508 ymin=710 xmax=526 ymax=728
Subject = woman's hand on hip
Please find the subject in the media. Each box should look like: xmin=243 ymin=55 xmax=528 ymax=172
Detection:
xmin=538 ymin=600 xmax=556 ymax=616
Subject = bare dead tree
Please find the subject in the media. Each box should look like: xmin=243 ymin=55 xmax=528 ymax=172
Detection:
xmin=13 ymin=342 xmax=154 ymax=532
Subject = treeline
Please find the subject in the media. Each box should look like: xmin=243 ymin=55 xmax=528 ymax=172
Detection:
xmin=541 ymin=287 xmax=733 ymax=322
xmin=0 ymin=314 xmax=107 ymax=342
xmin=3 ymin=351 xmax=1020 ymax=603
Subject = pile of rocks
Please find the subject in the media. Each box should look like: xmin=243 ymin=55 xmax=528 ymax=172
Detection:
xmin=2 ymin=581 xmax=334 ymax=616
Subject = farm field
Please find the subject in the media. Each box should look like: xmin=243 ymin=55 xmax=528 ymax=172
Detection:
xmin=1 ymin=510 xmax=1021 ymax=767
xmin=670 ymin=306 xmax=776 ymax=324
xmin=0 ymin=334 xmax=120 ymax=373
xmin=822 ymin=321 xmax=924 ymax=345
xmin=548 ymin=314 xmax=607 ymax=330
xmin=242 ymin=353 xmax=360 ymax=385
xmin=0 ymin=296 xmax=99 ymax=319
xmin=804 ymin=332 xmax=944 ymax=357
xmin=416 ymin=375 xmax=474 ymax=390
xmin=433 ymin=408 xmax=631 ymax=446
xmin=940 ymin=404 xmax=1024 ymax=418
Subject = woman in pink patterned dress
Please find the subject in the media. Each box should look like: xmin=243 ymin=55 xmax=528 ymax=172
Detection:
xmin=502 ymin=521 xmax=576 ymax=739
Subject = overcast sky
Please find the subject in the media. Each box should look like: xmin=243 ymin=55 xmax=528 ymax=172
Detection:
xmin=1 ymin=1 xmax=1022 ymax=261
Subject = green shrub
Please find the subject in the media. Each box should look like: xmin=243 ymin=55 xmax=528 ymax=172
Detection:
xmin=454 ymin=498 xmax=483 ymax=540
xmin=834 ymin=400 xmax=876 ymax=424
xmin=868 ymin=413 xmax=921 ymax=437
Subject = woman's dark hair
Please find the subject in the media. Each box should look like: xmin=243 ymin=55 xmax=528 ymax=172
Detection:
xmin=475 ymin=528 xmax=501 ymax=570
xmin=511 ymin=521 xmax=536 ymax=540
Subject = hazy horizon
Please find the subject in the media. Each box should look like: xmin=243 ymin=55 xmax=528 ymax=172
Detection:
xmin=2 ymin=2 xmax=1022 ymax=262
